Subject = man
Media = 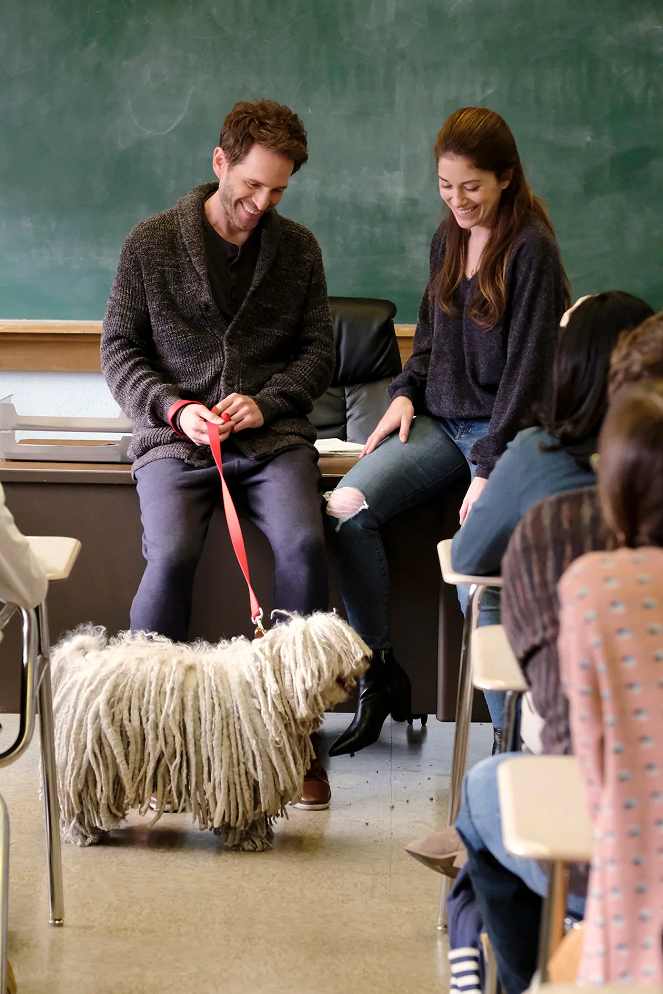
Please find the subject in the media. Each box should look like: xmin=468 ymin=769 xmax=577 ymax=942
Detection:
xmin=101 ymin=99 xmax=335 ymax=809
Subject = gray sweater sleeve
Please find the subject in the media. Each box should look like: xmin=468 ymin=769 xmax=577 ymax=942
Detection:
xmin=253 ymin=245 xmax=335 ymax=425
xmin=469 ymin=234 xmax=566 ymax=478
xmin=100 ymin=239 xmax=182 ymax=426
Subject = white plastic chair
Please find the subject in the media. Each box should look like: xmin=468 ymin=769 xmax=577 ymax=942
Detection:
xmin=498 ymin=755 xmax=593 ymax=985
xmin=0 ymin=536 xmax=80 ymax=992
xmin=472 ymin=624 xmax=528 ymax=754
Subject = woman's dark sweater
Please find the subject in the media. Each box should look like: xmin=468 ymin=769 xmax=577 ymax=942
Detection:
xmin=389 ymin=217 xmax=567 ymax=477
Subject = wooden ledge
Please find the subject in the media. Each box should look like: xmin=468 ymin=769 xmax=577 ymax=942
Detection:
xmin=0 ymin=320 xmax=416 ymax=372
xmin=0 ymin=453 xmax=358 ymax=485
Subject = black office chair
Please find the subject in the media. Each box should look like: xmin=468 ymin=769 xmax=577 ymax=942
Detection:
xmin=309 ymin=297 xmax=402 ymax=443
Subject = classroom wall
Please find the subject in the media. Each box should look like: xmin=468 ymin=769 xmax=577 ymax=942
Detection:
xmin=2 ymin=371 xmax=120 ymax=438
xmin=2 ymin=0 xmax=663 ymax=418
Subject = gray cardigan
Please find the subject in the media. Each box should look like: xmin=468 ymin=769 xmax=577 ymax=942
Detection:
xmin=101 ymin=183 xmax=335 ymax=472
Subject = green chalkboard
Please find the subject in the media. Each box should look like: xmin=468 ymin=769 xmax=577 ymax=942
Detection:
xmin=1 ymin=0 xmax=662 ymax=323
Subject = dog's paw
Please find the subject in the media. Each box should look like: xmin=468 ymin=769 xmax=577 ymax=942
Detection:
xmin=224 ymin=836 xmax=273 ymax=853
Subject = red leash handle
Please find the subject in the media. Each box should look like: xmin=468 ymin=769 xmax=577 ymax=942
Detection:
xmin=207 ymin=418 xmax=266 ymax=637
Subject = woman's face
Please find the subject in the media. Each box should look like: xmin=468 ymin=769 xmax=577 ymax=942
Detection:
xmin=437 ymin=154 xmax=511 ymax=230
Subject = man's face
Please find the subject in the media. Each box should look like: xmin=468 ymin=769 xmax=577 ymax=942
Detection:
xmin=213 ymin=143 xmax=294 ymax=232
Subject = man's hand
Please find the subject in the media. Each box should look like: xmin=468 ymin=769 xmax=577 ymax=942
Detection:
xmin=459 ymin=476 xmax=488 ymax=526
xmin=215 ymin=393 xmax=265 ymax=432
xmin=361 ymin=397 xmax=415 ymax=458
xmin=179 ymin=403 xmax=233 ymax=446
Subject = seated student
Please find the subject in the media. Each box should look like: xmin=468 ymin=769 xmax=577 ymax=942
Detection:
xmin=0 ymin=483 xmax=47 ymax=994
xmin=0 ymin=483 xmax=47 ymax=610
xmin=452 ymin=291 xmax=654 ymax=579
xmin=560 ymin=379 xmax=663 ymax=987
xmin=451 ymin=290 xmax=653 ymax=748
xmin=407 ymin=309 xmax=663 ymax=993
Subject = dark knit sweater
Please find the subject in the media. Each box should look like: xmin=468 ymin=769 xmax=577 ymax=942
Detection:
xmin=501 ymin=485 xmax=614 ymax=756
xmin=101 ymin=182 xmax=335 ymax=472
xmin=389 ymin=218 xmax=567 ymax=477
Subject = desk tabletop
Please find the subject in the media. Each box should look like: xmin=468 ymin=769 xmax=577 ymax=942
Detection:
xmin=0 ymin=454 xmax=358 ymax=485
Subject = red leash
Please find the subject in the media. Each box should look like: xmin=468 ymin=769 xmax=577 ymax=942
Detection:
xmin=207 ymin=418 xmax=266 ymax=638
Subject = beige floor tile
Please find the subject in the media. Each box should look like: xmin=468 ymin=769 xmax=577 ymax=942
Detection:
xmin=0 ymin=713 xmax=492 ymax=993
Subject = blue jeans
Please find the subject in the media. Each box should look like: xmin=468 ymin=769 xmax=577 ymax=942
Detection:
xmin=455 ymin=754 xmax=585 ymax=994
xmin=456 ymin=753 xmax=586 ymax=912
xmin=328 ymin=414 xmax=486 ymax=649
xmin=133 ymin=442 xmax=327 ymax=641
xmin=442 ymin=424 xmax=503 ymax=729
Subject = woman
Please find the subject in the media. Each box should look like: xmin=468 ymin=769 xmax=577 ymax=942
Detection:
xmin=326 ymin=107 xmax=569 ymax=757
xmin=452 ymin=291 xmax=653 ymax=746
xmin=407 ymin=314 xmax=663 ymax=994
xmin=452 ymin=291 xmax=655 ymax=580
xmin=559 ymin=379 xmax=663 ymax=986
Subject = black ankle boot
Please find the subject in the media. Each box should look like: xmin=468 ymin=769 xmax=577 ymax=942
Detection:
xmin=328 ymin=649 xmax=412 ymax=757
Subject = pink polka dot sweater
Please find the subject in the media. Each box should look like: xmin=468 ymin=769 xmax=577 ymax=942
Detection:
xmin=559 ymin=547 xmax=663 ymax=986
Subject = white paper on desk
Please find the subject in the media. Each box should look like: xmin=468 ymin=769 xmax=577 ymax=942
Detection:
xmin=314 ymin=438 xmax=364 ymax=457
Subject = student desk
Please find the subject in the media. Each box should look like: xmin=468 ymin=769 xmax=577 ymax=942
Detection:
xmin=0 ymin=457 xmax=475 ymax=720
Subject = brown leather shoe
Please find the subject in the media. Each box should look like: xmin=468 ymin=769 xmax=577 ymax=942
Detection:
xmin=405 ymin=825 xmax=467 ymax=877
xmin=293 ymin=735 xmax=331 ymax=810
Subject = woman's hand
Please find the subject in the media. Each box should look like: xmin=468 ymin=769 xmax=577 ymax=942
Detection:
xmin=179 ymin=403 xmax=233 ymax=446
xmin=361 ymin=397 xmax=415 ymax=458
xmin=215 ymin=393 xmax=265 ymax=432
xmin=459 ymin=476 xmax=488 ymax=526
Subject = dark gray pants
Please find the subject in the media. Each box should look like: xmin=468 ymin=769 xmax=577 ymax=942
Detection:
xmin=131 ymin=442 xmax=328 ymax=641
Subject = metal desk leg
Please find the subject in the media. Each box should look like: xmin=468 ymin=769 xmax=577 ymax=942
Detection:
xmin=437 ymin=583 xmax=484 ymax=929
xmin=0 ymin=795 xmax=9 ymax=994
xmin=536 ymin=860 xmax=568 ymax=984
xmin=500 ymin=690 xmax=522 ymax=754
xmin=37 ymin=604 xmax=65 ymax=927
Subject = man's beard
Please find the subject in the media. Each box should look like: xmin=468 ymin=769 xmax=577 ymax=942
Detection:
xmin=217 ymin=181 xmax=267 ymax=231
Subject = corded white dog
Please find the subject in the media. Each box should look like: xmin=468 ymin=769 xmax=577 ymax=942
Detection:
xmin=51 ymin=612 xmax=369 ymax=852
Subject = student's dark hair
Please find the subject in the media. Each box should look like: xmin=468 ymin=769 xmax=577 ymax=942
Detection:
xmin=432 ymin=107 xmax=570 ymax=328
xmin=541 ymin=291 xmax=654 ymax=450
xmin=608 ymin=311 xmax=663 ymax=400
xmin=598 ymin=380 xmax=663 ymax=548
xmin=219 ymin=99 xmax=308 ymax=173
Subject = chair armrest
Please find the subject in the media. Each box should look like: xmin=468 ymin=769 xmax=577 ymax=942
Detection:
xmin=498 ymin=756 xmax=593 ymax=861
xmin=25 ymin=537 xmax=81 ymax=581
xmin=471 ymin=625 xmax=528 ymax=692
xmin=437 ymin=539 xmax=502 ymax=587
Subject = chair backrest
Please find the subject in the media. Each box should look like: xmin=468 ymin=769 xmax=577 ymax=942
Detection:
xmin=309 ymin=296 xmax=402 ymax=444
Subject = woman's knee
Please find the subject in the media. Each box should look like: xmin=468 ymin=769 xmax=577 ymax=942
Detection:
xmin=325 ymin=487 xmax=369 ymax=527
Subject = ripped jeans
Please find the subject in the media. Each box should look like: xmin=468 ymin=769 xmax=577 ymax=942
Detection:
xmin=327 ymin=415 xmax=504 ymax=727
xmin=327 ymin=415 xmax=503 ymax=717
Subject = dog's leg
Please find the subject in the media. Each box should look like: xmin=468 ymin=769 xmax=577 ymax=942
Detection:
xmin=223 ymin=815 xmax=274 ymax=853
xmin=63 ymin=812 xmax=107 ymax=847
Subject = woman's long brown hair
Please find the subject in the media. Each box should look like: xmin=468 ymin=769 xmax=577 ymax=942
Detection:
xmin=432 ymin=107 xmax=569 ymax=329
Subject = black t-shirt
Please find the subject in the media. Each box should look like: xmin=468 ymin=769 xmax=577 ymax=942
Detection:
xmin=202 ymin=207 xmax=261 ymax=324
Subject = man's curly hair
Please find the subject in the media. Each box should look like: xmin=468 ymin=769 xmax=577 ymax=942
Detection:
xmin=219 ymin=99 xmax=308 ymax=173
